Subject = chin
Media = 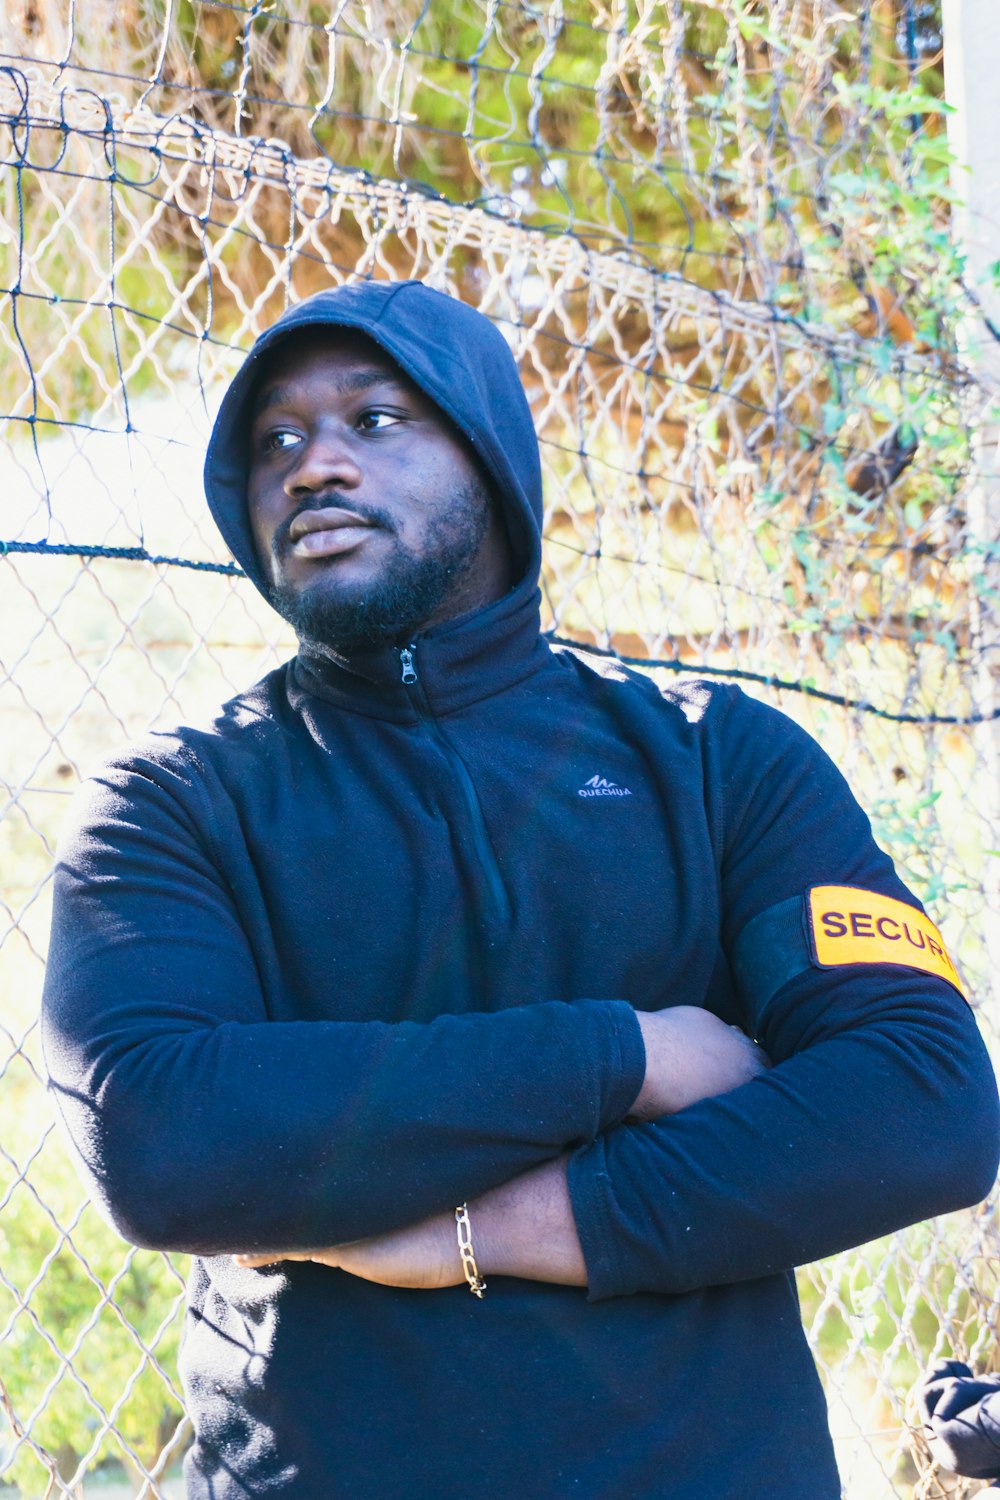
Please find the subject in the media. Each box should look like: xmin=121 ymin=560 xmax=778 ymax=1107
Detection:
xmin=268 ymin=575 xmax=415 ymax=653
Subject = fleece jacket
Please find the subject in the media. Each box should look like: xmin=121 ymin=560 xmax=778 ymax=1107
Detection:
xmin=41 ymin=280 xmax=1000 ymax=1499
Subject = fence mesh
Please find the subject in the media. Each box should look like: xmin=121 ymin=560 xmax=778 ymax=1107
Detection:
xmin=0 ymin=1 xmax=997 ymax=1496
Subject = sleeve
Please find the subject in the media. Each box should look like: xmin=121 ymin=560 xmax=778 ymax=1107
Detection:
xmin=41 ymin=745 xmax=645 ymax=1257
xmin=918 ymin=1359 xmax=1000 ymax=1480
xmin=567 ymin=688 xmax=1000 ymax=1300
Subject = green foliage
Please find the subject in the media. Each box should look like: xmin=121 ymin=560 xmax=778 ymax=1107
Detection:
xmin=0 ymin=1122 xmax=186 ymax=1492
xmin=0 ymin=6 xmax=995 ymax=1498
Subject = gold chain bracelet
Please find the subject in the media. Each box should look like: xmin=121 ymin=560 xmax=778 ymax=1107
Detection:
xmin=454 ymin=1203 xmax=486 ymax=1298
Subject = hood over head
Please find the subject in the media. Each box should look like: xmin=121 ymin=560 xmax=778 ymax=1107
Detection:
xmin=203 ymin=280 xmax=543 ymax=615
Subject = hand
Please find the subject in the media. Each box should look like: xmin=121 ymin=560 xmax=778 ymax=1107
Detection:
xmin=631 ymin=1006 xmax=770 ymax=1121
xmin=232 ymin=1012 xmax=771 ymax=1291
xmin=234 ymin=1210 xmax=463 ymax=1289
xmin=235 ymin=1154 xmax=587 ymax=1290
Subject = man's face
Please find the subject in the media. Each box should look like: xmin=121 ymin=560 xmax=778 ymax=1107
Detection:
xmin=247 ymin=330 xmax=511 ymax=653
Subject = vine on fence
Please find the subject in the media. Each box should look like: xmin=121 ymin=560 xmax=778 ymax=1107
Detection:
xmin=0 ymin=3 xmax=997 ymax=1497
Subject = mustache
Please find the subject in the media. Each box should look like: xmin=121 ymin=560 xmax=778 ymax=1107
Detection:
xmin=270 ymin=498 xmax=398 ymax=560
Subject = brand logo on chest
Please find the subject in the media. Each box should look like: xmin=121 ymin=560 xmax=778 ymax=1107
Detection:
xmin=578 ymin=774 xmax=632 ymax=798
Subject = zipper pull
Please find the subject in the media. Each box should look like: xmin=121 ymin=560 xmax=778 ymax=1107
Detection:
xmin=399 ymin=645 xmax=417 ymax=685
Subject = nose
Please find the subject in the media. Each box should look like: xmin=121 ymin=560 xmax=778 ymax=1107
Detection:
xmin=285 ymin=427 xmax=363 ymax=499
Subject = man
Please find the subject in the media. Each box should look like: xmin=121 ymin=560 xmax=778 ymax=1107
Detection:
xmin=42 ymin=280 xmax=999 ymax=1499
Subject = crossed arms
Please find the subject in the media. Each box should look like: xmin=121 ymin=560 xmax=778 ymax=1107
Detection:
xmin=233 ymin=1008 xmax=770 ymax=1288
xmin=41 ymin=727 xmax=1000 ymax=1302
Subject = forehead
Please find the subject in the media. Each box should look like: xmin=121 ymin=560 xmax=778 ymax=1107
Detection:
xmin=250 ymin=329 xmax=414 ymax=416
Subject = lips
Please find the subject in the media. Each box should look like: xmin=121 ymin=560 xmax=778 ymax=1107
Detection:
xmin=286 ymin=507 xmax=378 ymax=560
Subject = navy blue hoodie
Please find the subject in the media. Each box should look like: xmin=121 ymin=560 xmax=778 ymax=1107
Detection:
xmin=42 ymin=280 xmax=1000 ymax=1499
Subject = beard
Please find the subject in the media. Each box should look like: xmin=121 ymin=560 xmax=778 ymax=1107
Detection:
xmin=265 ymin=478 xmax=492 ymax=655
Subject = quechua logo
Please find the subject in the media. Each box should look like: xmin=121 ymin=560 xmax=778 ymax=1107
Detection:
xmin=578 ymin=775 xmax=632 ymax=798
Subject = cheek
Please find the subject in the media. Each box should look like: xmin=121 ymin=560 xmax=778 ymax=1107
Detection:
xmin=442 ymin=439 xmax=485 ymax=488
xmin=396 ymin=484 xmax=473 ymax=550
xmin=247 ymin=482 xmax=281 ymax=564
xmin=404 ymin=445 xmax=488 ymax=519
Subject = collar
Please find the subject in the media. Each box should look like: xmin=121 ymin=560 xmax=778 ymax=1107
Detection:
xmin=288 ymin=582 xmax=551 ymax=722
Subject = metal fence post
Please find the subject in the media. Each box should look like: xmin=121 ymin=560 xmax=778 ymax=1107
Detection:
xmin=942 ymin=0 xmax=1000 ymax=1000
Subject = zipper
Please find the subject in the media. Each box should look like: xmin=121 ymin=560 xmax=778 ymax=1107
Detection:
xmin=398 ymin=643 xmax=511 ymax=924
xmin=399 ymin=646 xmax=417 ymax=685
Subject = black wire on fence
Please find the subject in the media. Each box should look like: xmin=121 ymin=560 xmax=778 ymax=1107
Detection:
xmin=2 ymin=7 xmax=999 ymax=1500
xmin=2 ymin=540 xmax=994 ymax=728
xmin=0 ymin=0 xmax=994 ymax=733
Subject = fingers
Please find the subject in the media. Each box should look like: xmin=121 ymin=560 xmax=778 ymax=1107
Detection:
xmin=729 ymin=1026 xmax=772 ymax=1072
xmin=233 ymin=1250 xmax=318 ymax=1268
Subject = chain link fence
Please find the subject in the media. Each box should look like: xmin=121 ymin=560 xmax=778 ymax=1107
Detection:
xmin=0 ymin=1 xmax=997 ymax=1495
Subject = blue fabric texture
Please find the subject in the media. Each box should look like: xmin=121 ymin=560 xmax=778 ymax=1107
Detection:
xmin=730 ymin=892 xmax=812 ymax=1031
xmin=41 ymin=282 xmax=1000 ymax=1500
xmin=919 ymin=1359 xmax=1000 ymax=1481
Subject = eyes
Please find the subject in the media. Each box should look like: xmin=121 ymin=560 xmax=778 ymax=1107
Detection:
xmin=357 ymin=410 xmax=401 ymax=433
xmin=263 ymin=430 xmax=301 ymax=452
xmin=260 ymin=408 xmax=402 ymax=454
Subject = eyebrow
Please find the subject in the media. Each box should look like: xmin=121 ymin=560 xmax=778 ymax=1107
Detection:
xmin=252 ymin=368 xmax=411 ymax=419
